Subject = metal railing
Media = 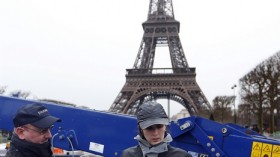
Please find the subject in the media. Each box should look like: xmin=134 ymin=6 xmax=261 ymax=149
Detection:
xmin=126 ymin=68 xmax=196 ymax=75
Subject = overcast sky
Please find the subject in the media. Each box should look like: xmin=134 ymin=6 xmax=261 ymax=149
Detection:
xmin=1 ymin=0 xmax=280 ymax=115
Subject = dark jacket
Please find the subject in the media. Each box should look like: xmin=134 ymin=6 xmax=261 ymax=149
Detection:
xmin=5 ymin=134 xmax=52 ymax=157
xmin=5 ymin=144 xmax=23 ymax=157
xmin=121 ymin=145 xmax=192 ymax=157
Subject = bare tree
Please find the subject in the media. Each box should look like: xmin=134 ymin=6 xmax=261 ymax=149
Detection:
xmin=239 ymin=51 xmax=280 ymax=133
xmin=40 ymin=99 xmax=77 ymax=107
xmin=238 ymin=103 xmax=253 ymax=127
xmin=240 ymin=65 xmax=268 ymax=133
xmin=0 ymin=85 xmax=7 ymax=94
xmin=212 ymin=96 xmax=234 ymax=123
xmin=263 ymin=52 xmax=280 ymax=133
xmin=9 ymin=90 xmax=30 ymax=99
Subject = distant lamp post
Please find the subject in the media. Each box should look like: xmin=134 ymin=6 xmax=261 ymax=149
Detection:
xmin=231 ymin=84 xmax=237 ymax=124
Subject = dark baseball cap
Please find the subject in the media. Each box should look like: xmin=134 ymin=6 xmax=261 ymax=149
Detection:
xmin=136 ymin=101 xmax=169 ymax=129
xmin=13 ymin=103 xmax=61 ymax=128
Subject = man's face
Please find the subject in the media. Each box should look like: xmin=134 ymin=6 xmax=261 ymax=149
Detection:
xmin=16 ymin=124 xmax=52 ymax=144
xmin=142 ymin=124 xmax=166 ymax=145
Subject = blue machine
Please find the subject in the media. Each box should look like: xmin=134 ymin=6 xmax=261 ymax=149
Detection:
xmin=1 ymin=95 xmax=280 ymax=157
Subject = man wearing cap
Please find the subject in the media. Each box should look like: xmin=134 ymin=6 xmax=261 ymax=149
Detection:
xmin=121 ymin=101 xmax=192 ymax=157
xmin=5 ymin=103 xmax=61 ymax=157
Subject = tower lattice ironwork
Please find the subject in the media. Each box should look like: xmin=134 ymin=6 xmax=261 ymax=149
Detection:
xmin=109 ymin=0 xmax=212 ymax=118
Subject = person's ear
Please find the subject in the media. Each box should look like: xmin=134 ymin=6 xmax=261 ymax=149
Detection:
xmin=15 ymin=127 xmax=26 ymax=139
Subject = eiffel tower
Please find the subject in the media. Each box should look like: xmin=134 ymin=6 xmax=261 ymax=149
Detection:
xmin=109 ymin=0 xmax=212 ymax=118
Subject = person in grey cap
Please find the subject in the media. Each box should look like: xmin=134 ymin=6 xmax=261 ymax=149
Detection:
xmin=5 ymin=103 xmax=61 ymax=157
xmin=121 ymin=101 xmax=192 ymax=157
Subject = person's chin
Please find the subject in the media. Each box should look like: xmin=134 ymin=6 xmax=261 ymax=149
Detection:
xmin=41 ymin=140 xmax=49 ymax=144
xmin=150 ymin=139 xmax=161 ymax=145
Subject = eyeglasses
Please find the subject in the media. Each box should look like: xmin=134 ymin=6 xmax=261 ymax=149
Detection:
xmin=22 ymin=125 xmax=54 ymax=135
xmin=145 ymin=124 xmax=164 ymax=131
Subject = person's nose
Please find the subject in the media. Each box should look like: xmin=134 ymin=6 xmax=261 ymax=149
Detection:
xmin=44 ymin=129 xmax=52 ymax=139
xmin=151 ymin=128 xmax=160 ymax=135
